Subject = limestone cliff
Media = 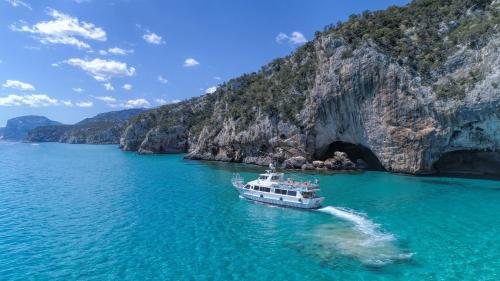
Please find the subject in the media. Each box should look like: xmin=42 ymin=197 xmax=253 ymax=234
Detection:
xmin=120 ymin=0 xmax=500 ymax=177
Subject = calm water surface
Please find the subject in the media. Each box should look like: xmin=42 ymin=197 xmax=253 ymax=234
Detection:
xmin=0 ymin=142 xmax=499 ymax=280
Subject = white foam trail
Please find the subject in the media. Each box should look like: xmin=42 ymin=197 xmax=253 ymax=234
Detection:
xmin=318 ymin=206 xmax=394 ymax=243
xmin=314 ymin=206 xmax=413 ymax=265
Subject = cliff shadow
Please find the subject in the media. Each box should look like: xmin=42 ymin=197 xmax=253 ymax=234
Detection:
xmin=315 ymin=141 xmax=384 ymax=171
xmin=432 ymin=150 xmax=500 ymax=180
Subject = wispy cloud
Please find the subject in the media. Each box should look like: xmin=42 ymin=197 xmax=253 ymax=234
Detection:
xmin=95 ymin=96 xmax=150 ymax=109
xmin=0 ymin=94 xmax=67 ymax=107
xmin=158 ymin=75 xmax=168 ymax=84
xmin=205 ymin=86 xmax=217 ymax=94
xmin=143 ymin=31 xmax=164 ymax=44
xmin=95 ymin=96 xmax=116 ymax=103
xmin=155 ymin=98 xmax=167 ymax=105
xmin=122 ymin=84 xmax=132 ymax=91
xmin=75 ymin=101 xmax=93 ymax=107
xmin=10 ymin=8 xmax=106 ymax=49
xmin=103 ymin=83 xmax=114 ymax=91
xmin=64 ymin=58 xmax=135 ymax=81
xmin=125 ymin=98 xmax=150 ymax=108
xmin=5 ymin=0 xmax=31 ymax=10
xmin=2 ymin=80 xmax=35 ymax=91
xmin=72 ymin=87 xmax=84 ymax=92
xmin=276 ymin=31 xmax=307 ymax=45
xmin=100 ymin=47 xmax=134 ymax=56
xmin=183 ymin=58 xmax=199 ymax=67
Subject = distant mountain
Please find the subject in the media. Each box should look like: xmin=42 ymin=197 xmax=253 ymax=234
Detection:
xmin=27 ymin=109 xmax=146 ymax=144
xmin=0 ymin=116 xmax=61 ymax=141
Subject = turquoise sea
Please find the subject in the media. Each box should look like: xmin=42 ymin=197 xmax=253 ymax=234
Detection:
xmin=0 ymin=142 xmax=499 ymax=280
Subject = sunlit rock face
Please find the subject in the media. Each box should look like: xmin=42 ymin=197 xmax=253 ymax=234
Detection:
xmin=120 ymin=0 xmax=500 ymax=177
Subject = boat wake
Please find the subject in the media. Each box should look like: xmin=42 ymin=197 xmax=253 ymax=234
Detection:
xmin=307 ymin=206 xmax=414 ymax=266
xmin=317 ymin=206 xmax=394 ymax=243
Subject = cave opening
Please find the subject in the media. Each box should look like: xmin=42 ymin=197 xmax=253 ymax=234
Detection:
xmin=316 ymin=141 xmax=384 ymax=170
xmin=433 ymin=150 xmax=500 ymax=179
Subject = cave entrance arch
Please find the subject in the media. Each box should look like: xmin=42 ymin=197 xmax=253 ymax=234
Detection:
xmin=316 ymin=141 xmax=384 ymax=170
xmin=433 ymin=150 xmax=500 ymax=179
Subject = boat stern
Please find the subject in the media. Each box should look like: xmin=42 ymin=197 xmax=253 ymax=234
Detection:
xmin=231 ymin=173 xmax=245 ymax=189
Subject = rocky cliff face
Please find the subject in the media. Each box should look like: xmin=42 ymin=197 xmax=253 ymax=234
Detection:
xmin=28 ymin=109 xmax=145 ymax=144
xmin=0 ymin=116 xmax=61 ymax=141
xmin=120 ymin=0 xmax=500 ymax=177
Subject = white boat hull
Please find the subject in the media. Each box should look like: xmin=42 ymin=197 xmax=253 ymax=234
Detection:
xmin=235 ymin=187 xmax=324 ymax=209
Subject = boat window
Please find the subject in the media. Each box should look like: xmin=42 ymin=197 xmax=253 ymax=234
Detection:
xmin=274 ymin=189 xmax=282 ymax=194
xmin=244 ymin=185 xmax=250 ymax=189
xmin=261 ymin=187 xmax=271 ymax=193
xmin=259 ymin=176 xmax=268 ymax=180
xmin=279 ymin=189 xmax=287 ymax=195
xmin=287 ymin=190 xmax=297 ymax=197
xmin=302 ymin=192 xmax=313 ymax=198
xmin=253 ymin=186 xmax=260 ymax=190
xmin=271 ymin=176 xmax=280 ymax=181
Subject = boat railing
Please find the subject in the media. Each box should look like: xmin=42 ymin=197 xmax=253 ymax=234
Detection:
xmin=231 ymin=173 xmax=244 ymax=188
xmin=274 ymin=180 xmax=320 ymax=191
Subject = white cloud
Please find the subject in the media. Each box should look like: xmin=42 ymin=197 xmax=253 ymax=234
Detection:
xmin=143 ymin=31 xmax=163 ymax=44
xmin=100 ymin=47 xmax=133 ymax=56
xmin=64 ymin=58 xmax=135 ymax=81
xmin=205 ymin=86 xmax=217 ymax=94
xmin=213 ymin=76 xmax=221 ymax=80
xmin=171 ymin=99 xmax=181 ymax=104
xmin=95 ymin=96 xmax=116 ymax=103
xmin=95 ymin=96 xmax=150 ymax=108
xmin=125 ymin=98 xmax=150 ymax=108
xmin=10 ymin=9 xmax=106 ymax=49
xmin=122 ymin=84 xmax=132 ymax=91
xmin=155 ymin=98 xmax=167 ymax=105
xmin=72 ymin=87 xmax=84 ymax=92
xmin=158 ymin=75 xmax=168 ymax=84
xmin=108 ymin=47 xmax=133 ymax=55
xmin=0 ymin=94 xmax=64 ymax=107
xmin=5 ymin=0 xmax=31 ymax=10
xmin=2 ymin=80 xmax=35 ymax=91
xmin=103 ymin=83 xmax=114 ymax=91
xmin=276 ymin=31 xmax=307 ymax=45
xmin=183 ymin=58 xmax=199 ymax=67
xmin=61 ymin=100 xmax=73 ymax=106
xmin=75 ymin=101 xmax=93 ymax=107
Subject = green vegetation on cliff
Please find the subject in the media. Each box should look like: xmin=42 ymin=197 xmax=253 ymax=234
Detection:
xmin=320 ymin=0 xmax=499 ymax=79
xmin=134 ymin=0 xmax=498 ymax=137
xmin=119 ymin=0 xmax=499 ymax=162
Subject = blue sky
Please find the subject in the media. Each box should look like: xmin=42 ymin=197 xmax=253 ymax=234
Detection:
xmin=0 ymin=0 xmax=410 ymax=126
